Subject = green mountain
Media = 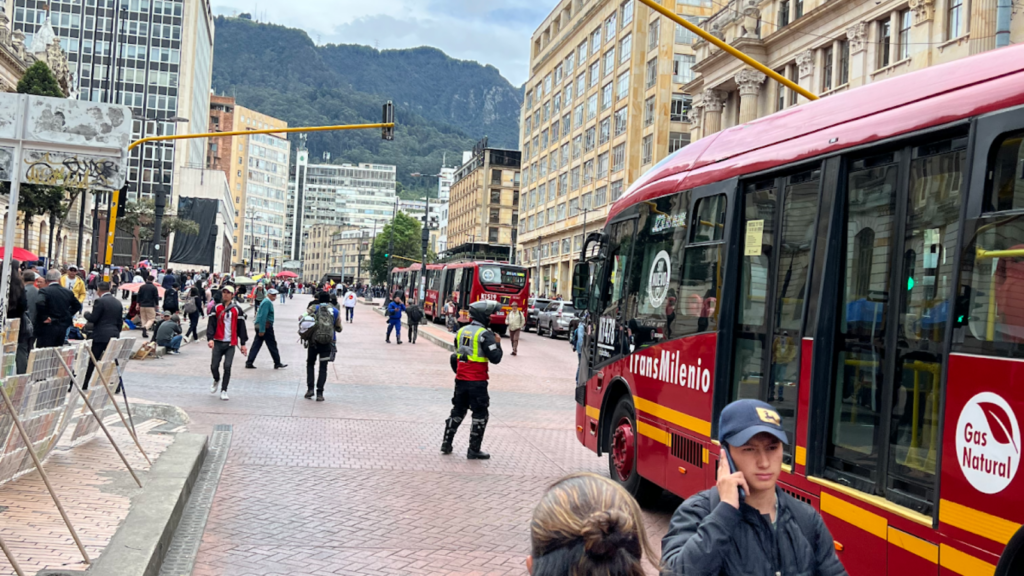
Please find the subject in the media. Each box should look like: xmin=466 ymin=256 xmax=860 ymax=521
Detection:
xmin=210 ymin=16 xmax=523 ymax=196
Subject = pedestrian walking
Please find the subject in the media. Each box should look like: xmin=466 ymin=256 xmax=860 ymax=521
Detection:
xmin=161 ymin=268 xmax=176 ymax=292
xmin=23 ymin=270 xmax=43 ymax=371
xmin=206 ymin=285 xmax=248 ymax=401
xmin=35 ymin=269 xmax=82 ymax=348
xmin=660 ymin=399 xmax=847 ymax=576
xmin=83 ymin=281 xmax=123 ymax=388
xmin=342 ymin=288 xmax=356 ymax=322
xmin=302 ymin=291 xmax=341 ymax=401
xmin=385 ymin=294 xmax=405 ymax=344
xmin=441 ymin=300 xmax=503 ymax=460
xmin=246 ymin=289 xmax=287 ymax=369
xmin=444 ymin=297 xmax=458 ymax=333
xmin=529 ymin=472 xmax=659 ymax=576
xmin=5 ymin=262 xmax=28 ymax=374
xmin=506 ymin=303 xmax=524 ymax=356
xmin=156 ymin=313 xmax=183 ymax=354
xmin=183 ymin=283 xmax=204 ymax=342
xmin=60 ymin=265 xmax=87 ymax=304
xmin=137 ymin=273 xmax=160 ymax=338
xmin=163 ymin=282 xmax=180 ymax=315
xmin=406 ymin=297 xmax=423 ymax=344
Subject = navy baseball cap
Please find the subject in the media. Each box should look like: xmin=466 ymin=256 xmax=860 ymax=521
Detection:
xmin=719 ymin=399 xmax=788 ymax=446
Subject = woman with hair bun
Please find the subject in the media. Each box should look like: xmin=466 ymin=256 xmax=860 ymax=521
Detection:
xmin=528 ymin=472 xmax=658 ymax=576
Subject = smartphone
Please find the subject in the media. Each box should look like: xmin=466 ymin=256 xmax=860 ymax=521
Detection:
xmin=722 ymin=442 xmax=746 ymax=500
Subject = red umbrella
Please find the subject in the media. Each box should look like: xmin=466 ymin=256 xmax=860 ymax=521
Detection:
xmin=0 ymin=247 xmax=39 ymax=262
xmin=276 ymin=271 xmax=298 ymax=278
xmin=119 ymin=282 xmax=166 ymax=296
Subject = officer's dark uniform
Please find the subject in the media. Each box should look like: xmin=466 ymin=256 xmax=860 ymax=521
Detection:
xmin=442 ymin=300 xmax=503 ymax=459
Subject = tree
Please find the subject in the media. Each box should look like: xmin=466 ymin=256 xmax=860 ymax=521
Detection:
xmin=17 ymin=61 xmax=65 ymax=98
xmin=117 ymin=199 xmax=200 ymax=241
xmin=369 ymin=212 xmax=423 ymax=285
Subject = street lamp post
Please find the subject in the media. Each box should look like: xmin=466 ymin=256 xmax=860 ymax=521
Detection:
xmin=245 ymin=208 xmax=258 ymax=275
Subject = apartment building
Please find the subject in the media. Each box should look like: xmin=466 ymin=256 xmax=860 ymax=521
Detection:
xmin=436 ymin=165 xmax=455 ymax=254
xmin=447 ymin=141 xmax=521 ymax=261
xmin=517 ymin=0 xmax=713 ymax=296
xmin=301 ymin=223 xmax=343 ymax=282
xmin=685 ymin=0 xmax=1022 ymax=141
xmin=329 ymin=227 xmax=375 ymax=285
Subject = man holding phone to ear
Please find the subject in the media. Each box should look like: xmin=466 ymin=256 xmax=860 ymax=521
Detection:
xmin=661 ymin=399 xmax=847 ymax=576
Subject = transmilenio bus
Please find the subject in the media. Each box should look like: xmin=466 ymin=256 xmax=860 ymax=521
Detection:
xmin=571 ymin=45 xmax=1024 ymax=575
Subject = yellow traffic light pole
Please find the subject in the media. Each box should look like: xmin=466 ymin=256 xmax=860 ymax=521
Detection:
xmin=106 ymin=121 xmax=396 ymax=274
xmin=637 ymin=0 xmax=818 ymax=102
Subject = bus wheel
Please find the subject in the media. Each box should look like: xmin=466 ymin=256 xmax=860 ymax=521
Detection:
xmin=996 ymin=525 xmax=1024 ymax=576
xmin=608 ymin=397 xmax=661 ymax=505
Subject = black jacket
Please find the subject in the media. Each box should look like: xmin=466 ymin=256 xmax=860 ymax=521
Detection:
xmin=163 ymin=289 xmax=179 ymax=312
xmin=138 ymin=282 xmax=160 ymax=307
xmin=661 ymin=487 xmax=847 ymax=576
xmin=85 ymin=294 xmax=123 ymax=344
xmin=36 ymin=283 xmax=82 ymax=346
xmin=406 ymin=304 xmax=423 ymax=323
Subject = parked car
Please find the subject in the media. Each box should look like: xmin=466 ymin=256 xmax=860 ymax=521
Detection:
xmin=525 ymin=297 xmax=551 ymax=332
xmin=537 ymin=301 xmax=577 ymax=339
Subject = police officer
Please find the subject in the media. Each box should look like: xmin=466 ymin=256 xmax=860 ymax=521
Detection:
xmin=441 ymin=300 xmax=503 ymax=459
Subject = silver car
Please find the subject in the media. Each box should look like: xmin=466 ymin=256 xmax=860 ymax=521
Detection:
xmin=537 ymin=301 xmax=576 ymax=339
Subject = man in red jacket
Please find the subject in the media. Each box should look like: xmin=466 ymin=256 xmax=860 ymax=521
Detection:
xmin=206 ymin=285 xmax=248 ymax=400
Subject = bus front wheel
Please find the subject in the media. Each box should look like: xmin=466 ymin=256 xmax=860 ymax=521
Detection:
xmin=608 ymin=397 xmax=661 ymax=505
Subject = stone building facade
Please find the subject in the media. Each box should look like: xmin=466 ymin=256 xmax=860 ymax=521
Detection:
xmin=517 ymin=0 xmax=714 ymax=296
xmin=684 ymin=0 xmax=1022 ymax=141
xmin=447 ymin=145 xmax=521 ymax=261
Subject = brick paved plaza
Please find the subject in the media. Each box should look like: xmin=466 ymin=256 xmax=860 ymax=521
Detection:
xmin=118 ymin=297 xmax=677 ymax=575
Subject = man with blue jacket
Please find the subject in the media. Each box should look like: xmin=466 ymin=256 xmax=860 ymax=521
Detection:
xmin=385 ymin=294 xmax=405 ymax=344
xmin=245 ymin=289 xmax=287 ymax=369
xmin=661 ymin=399 xmax=847 ymax=576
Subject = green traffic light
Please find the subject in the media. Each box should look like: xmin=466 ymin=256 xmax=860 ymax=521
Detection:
xmin=907 ymin=277 xmax=915 ymax=290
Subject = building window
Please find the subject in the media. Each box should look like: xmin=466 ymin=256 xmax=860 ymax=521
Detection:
xmin=603 ymin=49 xmax=616 ymax=77
xmin=821 ymin=46 xmax=833 ymax=92
xmin=592 ymin=27 xmax=602 ymax=49
xmin=606 ymin=12 xmax=618 ymax=41
xmin=616 ymin=71 xmax=630 ymax=100
xmin=611 ymin=180 xmax=624 ymax=200
xmin=614 ymin=107 xmax=628 ymax=135
xmin=574 ymin=104 xmax=584 ymax=128
xmin=595 ymin=186 xmax=608 ymax=206
xmin=570 ymin=197 xmax=580 ymax=217
xmin=643 ymin=96 xmax=656 ymax=127
xmin=646 ymin=58 xmax=658 ymax=90
xmin=601 ymin=82 xmax=613 ymax=110
xmin=573 ymin=135 xmax=582 ymax=159
xmin=612 ymin=143 xmax=626 ymax=172
xmin=948 ymin=0 xmax=966 ymax=39
xmin=489 ymin=208 xmax=500 ymax=223
xmin=490 ymin=189 xmax=501 ymax=203
xmin=563 ymin=113 xmax=572 ymax=137
xmin=587 ymin=94 xmax=598 ymax=120
xmin=584 ymin=127 xmax=596 ymax=152
xmin=621 ymin=0 xmax=633 ymax=27
xmin=669 ymin=131 xmax=690 ymax=153
xmin=675 ymin=17 xmax=706 ymax=45
xmin=641 ymin=134 xmax=653 ymax=165
xmin=590 ymin=62 xmax=601 ymax=87
xmin=877 ymin=18 xmax=891 ymax=69
xmin=671 ymin=93 xmax=692 ymax=122
xmin=489 ymin=227 xmax=499 ymax=243
xmin=673 ymin=54 xmax=695 ymax=84
xmin=561 ymin=143 xmax=570 ymax=168
xmin=559 ymin=173 xmax=568 ymax=195
xmin=577 ymin=74 xmax=586 ymax=97
xmin=648 ymin=19 xmax=660 ymax=51
xmin=599 ymin=117 xmax=611 ymax=144
xmin=788 ymin=64 xmax=799 ymax=105
xmin=619 ymin=34 xmax=632 ymax=65
xmin=898 ymin=9 xmax=911 ymax=61
xmin=779 ymin=0 xmax=791 ymax=27
xmin=597 ymin=152 xmax=609 ymax=179
xmin=839 ymin=39 xmax=850 ymax=85
xmin=795 ymin=0 xmax=804 ymax=19
xmin=583 ymin=160 xmax=594 ymax=183
xmin=571 ymin=167 xmax=581 ymax=190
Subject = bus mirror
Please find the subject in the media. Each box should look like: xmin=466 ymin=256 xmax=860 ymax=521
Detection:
xmin=572 ymin=262 xmax=590 ymax=310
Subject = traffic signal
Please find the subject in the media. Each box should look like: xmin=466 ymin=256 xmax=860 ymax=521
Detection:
xmin=381 ymin=101 xmax=394 ymax=141
xmin=115 ymin=184 xmax=129 ymax=217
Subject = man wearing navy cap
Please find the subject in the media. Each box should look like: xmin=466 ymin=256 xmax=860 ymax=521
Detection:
xmin=661 ymin=399 xmax=847 ymax=575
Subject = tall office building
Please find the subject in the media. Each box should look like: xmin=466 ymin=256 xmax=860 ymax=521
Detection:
xmin=206 ymin=94 xmax=290 ymax=271
xmin=436 ymin=164 xmax=455 ymax=255
xmin=516 ymin=0 xmax=711 ymax=295
xmin=447 ymin=141 xmax=521 ymax=261
xmin=286 ymin=150 xmax=397 ymax=261
xmin=9 ymin=0 xmax=215 ymax=204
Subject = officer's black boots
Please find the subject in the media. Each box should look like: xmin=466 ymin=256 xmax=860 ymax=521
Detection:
xmin=441 ymin=417 xmax=461 ymax=454
xmin=467 ymin=417 xmax=490 ymax=460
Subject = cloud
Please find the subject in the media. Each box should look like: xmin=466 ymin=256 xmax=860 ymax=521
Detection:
xmin=211 ymin=0 xmax=545 ymax=85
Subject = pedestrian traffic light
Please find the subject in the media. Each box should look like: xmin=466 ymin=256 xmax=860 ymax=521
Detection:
xmin=381 ymin=101 xmax=394 ymax=141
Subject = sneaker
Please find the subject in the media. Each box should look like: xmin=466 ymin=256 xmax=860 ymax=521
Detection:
xmin=210 ymin=381 xmax=219 ymax=394
xmin=220 ymin=390 xmax=229 ymax=401
xmin=169 ymin=350 xmax=180 ymax=355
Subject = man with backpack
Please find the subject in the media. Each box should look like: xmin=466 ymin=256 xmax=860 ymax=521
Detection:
xmin=246 ymin=288 xmax=287 ymax=370
xmin=406 ymin=296 xmax=423 ymax=344
xmin=206 ymin=285 xmax=248 ymax=401
xmin=385 ymin=294 xmax=405 ymax=344
xmin=660 ymin=399 xmax=847 ymax=576
xmin=301 ymin=291 xmax=342 ymax=401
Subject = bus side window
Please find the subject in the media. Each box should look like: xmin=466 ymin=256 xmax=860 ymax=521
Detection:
xmin=625 ymin=191 xmax=691 ymax=348
xmin=595 ymin=220 xmax=636 ymax=363
xmin=676 ymin=195 xmax=727 ymax=338
xmin=957 ymin=129 xmax=1024 ymax=356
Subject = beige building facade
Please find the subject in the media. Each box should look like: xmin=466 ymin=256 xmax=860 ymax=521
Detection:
xmin=329 ymin=227 xmax=375 ymax=284
xmin=685 ymin=0 xmax=1022 ymax=141
xmin=517 ymin=0 xmax=714 ymax=296
xmin=447 ymin=145 xmax=521 ymax=260
xmin=301 ymin=223 xmax=343 ymax=282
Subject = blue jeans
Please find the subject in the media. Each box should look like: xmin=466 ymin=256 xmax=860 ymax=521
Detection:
xmin=386 ymin=321 xmax=402 ymax=341
xmin=169 ymin=335 xmax=183 ymax=352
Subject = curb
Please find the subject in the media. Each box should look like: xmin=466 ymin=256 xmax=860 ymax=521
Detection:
xmin=85 ymin=433 xmax=208 ymax=576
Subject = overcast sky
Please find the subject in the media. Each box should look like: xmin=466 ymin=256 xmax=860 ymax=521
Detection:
xmin=211 ymin=0 xmax=549 ymax=86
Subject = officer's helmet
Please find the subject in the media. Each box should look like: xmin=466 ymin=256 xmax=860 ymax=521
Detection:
xmin=469 ymin=300 xmax=502 ymax=326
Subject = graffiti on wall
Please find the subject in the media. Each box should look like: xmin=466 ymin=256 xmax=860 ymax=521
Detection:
xmin=0 ymin=146 xmax=11 ymax=182
xmin=21 ymin=149 xmax=125 ymax=190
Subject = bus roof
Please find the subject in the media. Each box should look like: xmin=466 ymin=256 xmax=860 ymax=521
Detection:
xmin=610 ymin=43 xmax=1024 ymax=220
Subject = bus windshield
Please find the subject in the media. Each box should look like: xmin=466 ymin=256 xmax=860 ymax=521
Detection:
xmin=479 ymin=265 xmax=527 ymax=288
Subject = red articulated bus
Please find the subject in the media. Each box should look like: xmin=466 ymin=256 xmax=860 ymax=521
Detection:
xmin=571 ymin=45 xmax=1024 ymax=576
xmin=392 ymin=261 xmax=529 ymax=334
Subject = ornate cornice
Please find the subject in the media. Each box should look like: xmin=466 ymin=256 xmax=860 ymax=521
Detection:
xmin=734 ymin=68 xmax=767 ymax=96
xmin=909 ymin=0 xmax=935 ymax=25
xmin=703 ymin=89 xmax=726 ymax=112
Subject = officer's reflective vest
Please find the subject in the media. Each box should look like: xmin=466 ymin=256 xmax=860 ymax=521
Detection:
xmin=456 ymin=325 xmax=490 ymax=380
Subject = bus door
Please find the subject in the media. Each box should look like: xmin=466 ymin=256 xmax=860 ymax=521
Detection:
xmin=727 ymin=166 xmax=823 ymax=468
xmin=591 ymin=219 xmax=637 ymax=375
xmin=458 ymin=267 xmax=475 ymax=322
